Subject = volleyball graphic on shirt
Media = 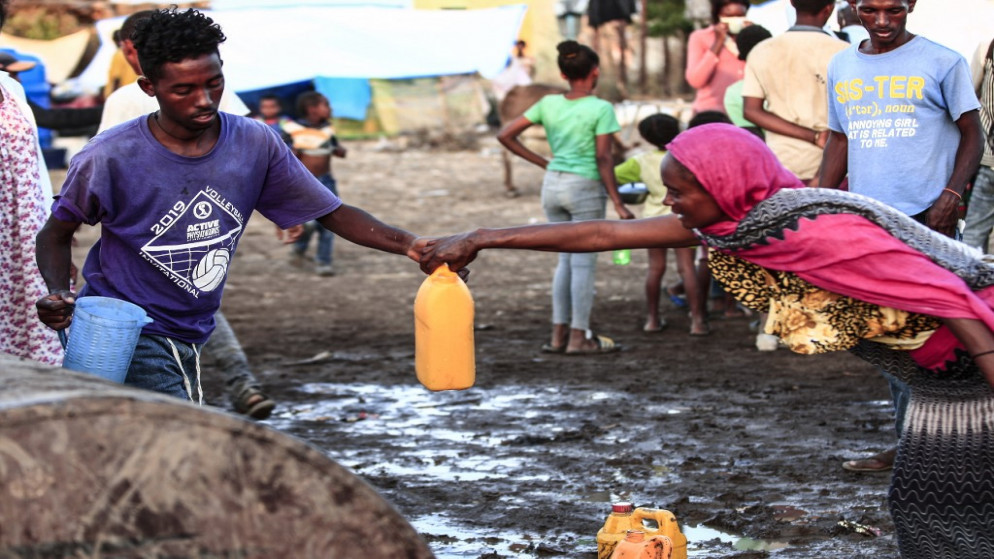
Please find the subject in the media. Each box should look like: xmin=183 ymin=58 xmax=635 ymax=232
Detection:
xmin=191 ymin=248 xmax=231 ymax=292
xmin=142 ymin=189 xmax=243 ymax=297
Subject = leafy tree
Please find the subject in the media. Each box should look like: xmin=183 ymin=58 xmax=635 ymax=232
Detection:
xmin=643 ymin=0 xmax=693 ymax=96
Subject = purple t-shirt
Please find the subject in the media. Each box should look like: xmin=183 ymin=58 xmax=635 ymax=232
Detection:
xmin=53 ymin=112 xmax=342 ymax=343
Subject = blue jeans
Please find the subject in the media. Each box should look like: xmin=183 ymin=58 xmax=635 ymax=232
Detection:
xmin=294 ymin=174 xmax=337 ymax=265
xmin=963 ymin=165 xmax=994 ymax=252
xmin=880 ymin=368 xmax=910 ymax=436
xmin=126 ymin=334 xmax=204 ymax=403
xmin=541 ymin=171 xmax=607 ymax=331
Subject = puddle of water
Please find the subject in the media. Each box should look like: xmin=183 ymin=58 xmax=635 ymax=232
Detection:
xmin=270 ymin=382 xmax=769 ymax=558
xmin=408 ymin=513 xmax=541 ymax=558
xmin=685 ymin=524 xmax=790 ymax=554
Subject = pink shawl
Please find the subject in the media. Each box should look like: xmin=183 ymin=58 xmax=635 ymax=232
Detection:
xmin=666 ymin=124 xmax=994 ymax=366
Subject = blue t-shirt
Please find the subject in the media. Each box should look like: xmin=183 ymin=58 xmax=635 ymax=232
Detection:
xmin=827 ymin=36 xmax=980 ymax=215
xmin=53 ymin=113 xmax=342 ymax=343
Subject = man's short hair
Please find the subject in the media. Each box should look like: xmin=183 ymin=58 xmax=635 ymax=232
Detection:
xmin=120 ymin=9 xmax=155 ymax=43
xmin=735 ymin=24 xmax=773 ymax=61
xmin=792 ymin=0 xmax=834 ymax=15
xmin=133 ymin=7 xmax=226 ymax=83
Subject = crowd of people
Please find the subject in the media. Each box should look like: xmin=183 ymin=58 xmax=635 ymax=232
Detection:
xmin=464 ymin=1 xmax=993 ymax=557
xmin=1 ymin=0 xmax=992 ymax=557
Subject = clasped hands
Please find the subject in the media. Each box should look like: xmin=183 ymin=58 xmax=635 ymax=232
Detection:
xmin=416 ymin=232 xmax=476 ymax=279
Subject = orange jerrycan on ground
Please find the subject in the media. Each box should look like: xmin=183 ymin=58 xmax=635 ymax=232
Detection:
xmin=414 ymin=264 xmax=475 ymax=391
xmin=597 ymin=503 xmax=687 ymax=559
xmin=609 ymin=531 xmax=673 ymax=559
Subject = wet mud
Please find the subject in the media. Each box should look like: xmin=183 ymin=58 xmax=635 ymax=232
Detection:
xmin=66 ymin=140 xmax=899 ymax=557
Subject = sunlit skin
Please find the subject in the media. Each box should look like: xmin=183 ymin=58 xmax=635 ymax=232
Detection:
xmin=848 ymin=0 xmax=916 ymax=54
xmin=660 ymin=155 xmax=729 ymax=230
xmin=137 ymin=52 xmax=224 ymax=156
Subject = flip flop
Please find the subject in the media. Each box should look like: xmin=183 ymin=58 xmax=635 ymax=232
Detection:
xmin=842 ymin=448 xmax=896 ymax=472
xmin=541 ymin=343 xmax=566 ymax=354
xmin=668 ymin=294 xmax=688 ymax=308
xmin=565 ymin=334 xmax=620 ymax=355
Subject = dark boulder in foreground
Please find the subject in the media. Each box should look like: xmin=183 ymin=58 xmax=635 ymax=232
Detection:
xmin=0 ymin=357 xmax=433 ymax=559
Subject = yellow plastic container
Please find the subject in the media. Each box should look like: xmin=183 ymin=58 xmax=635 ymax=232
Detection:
xmin=414 ymin=264 xmax=475 ymax=391
xmin=609 ymin=530 xmax=672 ymax=559
xmin=597 ymin=503 xmax=687 ymax=559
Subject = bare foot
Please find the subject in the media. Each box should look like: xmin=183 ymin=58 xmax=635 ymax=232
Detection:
xmin=689 ymin=317 xmax=710 ymax=337
xmin=643 ymin=316 xmax=667 ymax=332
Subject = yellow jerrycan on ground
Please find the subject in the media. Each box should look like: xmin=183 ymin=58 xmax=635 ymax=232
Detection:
xmin=414 ymin=264 xmax=475 ymax=391
xmin=597 ymin=503 xmax=687 ymax=559
xmin=609 ymin=530 xmax=673 ymax=559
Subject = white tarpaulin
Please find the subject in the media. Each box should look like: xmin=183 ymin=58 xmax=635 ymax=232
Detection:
xmin=78 ymin=5 xmax=526 ymax=93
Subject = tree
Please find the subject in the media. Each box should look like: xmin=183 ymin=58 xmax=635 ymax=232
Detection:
xmin=644 ymin=0 xmax=693 ymax=96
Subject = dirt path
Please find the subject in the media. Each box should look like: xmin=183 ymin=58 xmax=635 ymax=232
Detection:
xmin=64 ymin=138 xmax=899 ymax=557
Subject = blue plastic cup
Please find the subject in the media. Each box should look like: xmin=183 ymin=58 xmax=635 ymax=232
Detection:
xmin=59 ymin=296 xmax=153 ymax=383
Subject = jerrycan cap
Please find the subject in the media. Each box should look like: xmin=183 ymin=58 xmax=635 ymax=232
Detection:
xmin=612 ymin=502 xmax=634 ymax=514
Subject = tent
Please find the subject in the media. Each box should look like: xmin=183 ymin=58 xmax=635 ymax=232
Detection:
xmin=78 ymin=5 xmax=526 ymax=95
xmin=0 ymin=30 xmax=93 ymax=84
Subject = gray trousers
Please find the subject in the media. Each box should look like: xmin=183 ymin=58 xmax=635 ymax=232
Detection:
xmin=540 ymin=171 xmax=607 ymax=331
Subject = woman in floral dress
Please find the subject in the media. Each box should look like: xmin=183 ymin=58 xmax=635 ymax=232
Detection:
xmin=0 ymin=43 xmax=62 ymax=366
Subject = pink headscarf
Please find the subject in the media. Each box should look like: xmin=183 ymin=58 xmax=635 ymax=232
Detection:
xmin=666 ymin=123 xmax=804 ymax=236
xmin=664 ymin=123 xmax=994 ymax=367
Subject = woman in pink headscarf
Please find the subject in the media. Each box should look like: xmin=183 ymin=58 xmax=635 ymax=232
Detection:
xmin=422 ymin=123 xmax=994 ymax=559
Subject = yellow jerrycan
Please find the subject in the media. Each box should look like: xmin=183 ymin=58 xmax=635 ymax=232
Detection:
xmin=597 ymin=503 xmax=687 ymax=559
xmin=609 ymin=531 xmax=673 ymax=559
xmin=414 ymin=264 xmax=475 ymax=391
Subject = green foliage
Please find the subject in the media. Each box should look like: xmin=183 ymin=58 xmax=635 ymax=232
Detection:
xmin=645 ymin=0 xmax=693 ymax=37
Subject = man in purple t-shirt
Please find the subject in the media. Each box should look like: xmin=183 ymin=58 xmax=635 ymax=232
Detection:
xmin=35 ymin=7 xmax=426 ymax=403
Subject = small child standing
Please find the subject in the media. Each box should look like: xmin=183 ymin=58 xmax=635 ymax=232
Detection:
xmin=614 ymin=114 xmax=708 ymax=335
xmin=251 ymin=94 xmax=292 ymax=146
xmin=283 ymin=91 xmax=347 ymax=276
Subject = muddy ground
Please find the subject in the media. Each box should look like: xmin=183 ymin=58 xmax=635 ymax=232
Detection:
xmin=63 ymin=136 xmax=899 ymax=558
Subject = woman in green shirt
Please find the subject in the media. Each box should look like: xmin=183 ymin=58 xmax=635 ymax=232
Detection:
xmin=497 ymin=40 xmax=633 ymax=355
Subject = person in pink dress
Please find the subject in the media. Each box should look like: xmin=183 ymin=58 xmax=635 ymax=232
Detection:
xmin=685 ymin=0 xmax=751 ymax=115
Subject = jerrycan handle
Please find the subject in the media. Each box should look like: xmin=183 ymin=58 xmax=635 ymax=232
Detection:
xmin=58 ymin=329 xmax=68 ymax=350
xmin=655 ymin=535 xmax=674 ymax=557
xmin=632 ymin=508 xmax=678 ymax=533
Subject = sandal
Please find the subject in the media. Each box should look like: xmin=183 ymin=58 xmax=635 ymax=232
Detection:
xmin=540 ymin=343 xmax=565 ymax=354
xmin=842 ymin=447 xmax=896 ymax=472
xmin=565 ymin=334 xmax=620 ymax=355
xmin=232 ymin=384 xmax=276 ymax=420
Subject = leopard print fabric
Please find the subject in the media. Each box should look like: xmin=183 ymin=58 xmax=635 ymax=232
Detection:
xmin=708 ymin=250 xmax=940 ymax=354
